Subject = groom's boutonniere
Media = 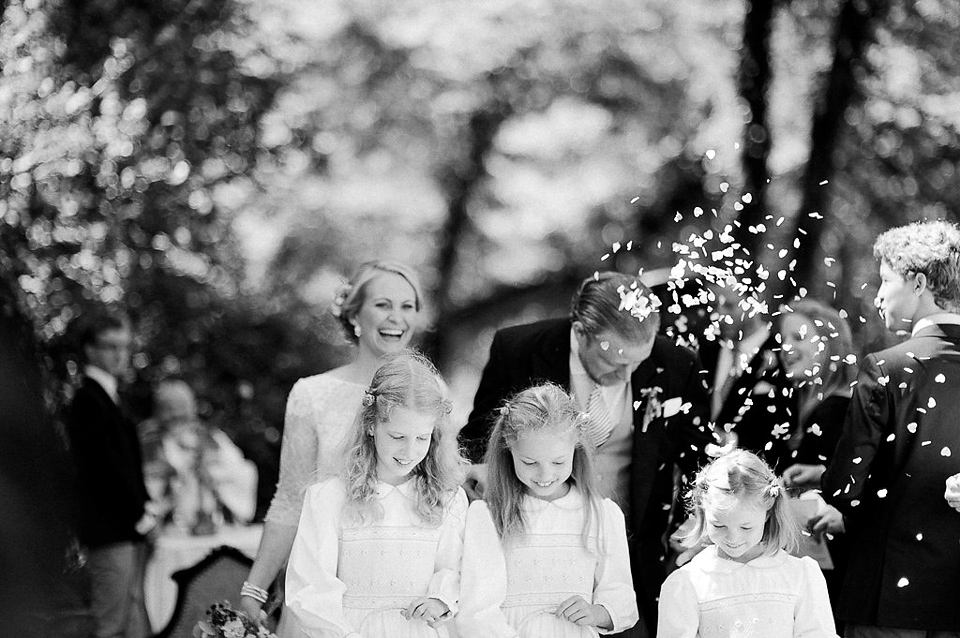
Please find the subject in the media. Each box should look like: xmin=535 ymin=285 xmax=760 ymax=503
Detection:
xmin=638 ymin=386 xmax=663 ymax=433
xmin=636 ymin=387 xmax=685 ymax=432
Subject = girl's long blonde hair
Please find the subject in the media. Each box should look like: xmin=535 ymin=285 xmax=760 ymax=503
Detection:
xmin=681 ymin=449 xmax=798 ymax=554
xmin=341 ymin=351 xmax=463 ymax=525
xmin=483 ymin=383 xmax=603 ymax=549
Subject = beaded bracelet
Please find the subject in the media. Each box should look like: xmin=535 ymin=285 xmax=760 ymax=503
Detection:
xmin=241 ymin=581 xmax=269 ymax=604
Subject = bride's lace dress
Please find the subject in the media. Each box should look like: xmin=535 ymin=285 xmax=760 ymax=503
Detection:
xmin=265 ymin=373 xmax=367 ymax=527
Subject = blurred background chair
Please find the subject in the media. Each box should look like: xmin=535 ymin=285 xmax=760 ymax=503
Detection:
xmin=153 ymin=545 xmax=252 ymax=638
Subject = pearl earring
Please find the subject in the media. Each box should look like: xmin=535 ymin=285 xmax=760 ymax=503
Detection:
xmin=354 ymin=324 xmax=362 ymax=338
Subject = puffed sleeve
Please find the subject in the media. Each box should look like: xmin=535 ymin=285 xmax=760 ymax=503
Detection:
xmin=285 ymin=479 xmax=359 ymax=638
xmin=455 ymin=500 xmax=517 ymax=638
xmin=656 ymin=568 xmax=700 ymax=638
xmin=428 ymin=488 xmax=468 ymax=615
xmin=594 ymin=499 xmax=640 ymax=634
xmin=265 ymin=378 xmax=320 ymax=526
xmin=794 ymin=556 xmax=839 ymax=638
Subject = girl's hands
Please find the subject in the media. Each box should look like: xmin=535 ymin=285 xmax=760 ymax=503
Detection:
xmin=945 ymin=473 xmax=960 ymax=512
xmin=555 ymin=596 xmax=613 ymax=630
xmin=404 ymin=597 xmax=451 ymax=627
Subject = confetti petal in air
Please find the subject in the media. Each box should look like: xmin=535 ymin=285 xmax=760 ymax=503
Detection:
xmin=705 ymin=149 xmax=716 ymax=160
xmin=897 ymin=578 xmax=909 ymax=588
xmin=936 ymin=373 xmax=946 ymax=383
xmin=942 ymin=447 xmax=952 ymax=457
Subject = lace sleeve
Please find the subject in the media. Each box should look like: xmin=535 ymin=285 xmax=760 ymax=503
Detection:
xmin=265 ymin=379 xmax=319 ymax=527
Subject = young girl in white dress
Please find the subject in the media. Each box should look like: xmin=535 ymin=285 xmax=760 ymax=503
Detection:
xmin=285 ymin=352 xmax=468 ymax=638
xmin=657 ymin=449 xmax=837 ymax=638
xmin=456 ymin=383 xmax=639 ymax=638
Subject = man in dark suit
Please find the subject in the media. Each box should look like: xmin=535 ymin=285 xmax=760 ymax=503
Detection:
xmin=67 ymin=312 xmax=153 ymax=638
xmin=788 ymin=220 xmax=960 ymax=638
xmin=459 ymin=272 xmax=715 ymax=637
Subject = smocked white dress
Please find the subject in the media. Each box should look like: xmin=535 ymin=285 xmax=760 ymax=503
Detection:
xmin=657 ymin=545 xmax=837 ymax=638
xmin=265 ymin=373 xmax=366 ymax=527
xmin=286 ymin=477 xmax=468 ymax=638
xmin=456 ymin=486 xmax=638 ymax=638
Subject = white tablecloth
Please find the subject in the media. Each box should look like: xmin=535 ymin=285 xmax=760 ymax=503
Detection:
xmin=145 ymin=524 xmax=263 ymax=632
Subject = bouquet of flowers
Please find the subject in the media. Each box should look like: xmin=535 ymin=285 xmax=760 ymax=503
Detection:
xmin=194 ymin=602 xmax=277 ymax=638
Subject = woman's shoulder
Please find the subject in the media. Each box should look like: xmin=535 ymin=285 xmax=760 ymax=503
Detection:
xmin=292 ymin=369 xmax=366 ymax=393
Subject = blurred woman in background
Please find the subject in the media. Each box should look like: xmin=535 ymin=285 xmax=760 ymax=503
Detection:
xmin=778 ymin=297 xmax=857 ymax=631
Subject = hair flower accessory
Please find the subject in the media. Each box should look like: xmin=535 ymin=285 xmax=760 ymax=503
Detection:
xmin=362 ymin=391 xmax=376 ymax=407
xmin=638 ymin=386 xmax=663 ymax=433
xmin=330 ymin=283 xmax=352 ymax=318
xmin=499 ymin=405 xmax=510 ymax=418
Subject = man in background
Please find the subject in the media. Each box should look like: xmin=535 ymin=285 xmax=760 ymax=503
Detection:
xmin=67 ymin=311 xmax=153 ymax=638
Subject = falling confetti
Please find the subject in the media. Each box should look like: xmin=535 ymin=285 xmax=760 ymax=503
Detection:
xmin=897 ymin=578 xmax=909 ymax=588
xmin=942 ymin=447 xmax=952 ymax=457
xmin=936 ymin=373 xmax=946 ymax=383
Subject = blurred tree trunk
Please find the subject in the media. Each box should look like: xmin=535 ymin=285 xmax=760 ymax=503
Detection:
xmin=735 ymin=0 xmax=777 ymax=262
xmin=422 ymin=94 xmax=511 ymax=365
xmin=785 ymin=0 xmax=890 ymax=299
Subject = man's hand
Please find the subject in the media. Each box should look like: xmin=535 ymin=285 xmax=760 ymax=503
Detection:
xmin=555 ymin=596 xmax=612 ymax=630
xmin=404 ymin=597 xmax=450 ymax=628
xmin=463 ymin=463 xmax=488 ymax=502
xmin=807 ymin=505 xmax=845 ymax=541
xmin=782 ymin=463 xmax=826 ymax=490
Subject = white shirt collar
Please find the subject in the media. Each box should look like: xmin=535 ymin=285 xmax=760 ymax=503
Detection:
xmin=911 ymin=312 xmax=960 ymax=337
xmin=84 ymin=364 xmax=119 ymax=404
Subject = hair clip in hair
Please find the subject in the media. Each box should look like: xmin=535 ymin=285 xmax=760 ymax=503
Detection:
xmin=499 ymin=405 xmax=510 ymax=418
xmin=362 ymin=391 xmax=376 ymax=407
xmin=330 ymin=283 xmax=352 ymax=317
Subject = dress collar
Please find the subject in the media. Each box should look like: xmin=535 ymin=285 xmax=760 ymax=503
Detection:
xmin=522 ymin=484 xmax=584 ymax=511
xmin=374 ymin=478 xmax=418 ymax=499
xmin=689 ymin=544 xmax=789 ymax=572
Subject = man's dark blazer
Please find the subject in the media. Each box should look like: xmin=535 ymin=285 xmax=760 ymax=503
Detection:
xmin=822 ymin=322 xmax=960 ymax=631
xmin=460 ymin=318 xmax=714 ymax=634
xmin=713 ymin=331 xmax=798 ymax=473
xmin=67 ymin=376 xmax=148 ymax=549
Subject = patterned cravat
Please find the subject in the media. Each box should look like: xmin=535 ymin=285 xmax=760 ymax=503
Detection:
xmin=585 ymin=384 xmax=616 ymax=448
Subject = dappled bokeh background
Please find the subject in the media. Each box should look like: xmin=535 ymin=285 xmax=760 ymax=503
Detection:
xmin=2 ymin=0 xmax=960 ymax=630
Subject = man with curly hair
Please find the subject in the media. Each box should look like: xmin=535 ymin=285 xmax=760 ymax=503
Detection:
xmin=789 ymin=219 xmax=960 ymax=637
